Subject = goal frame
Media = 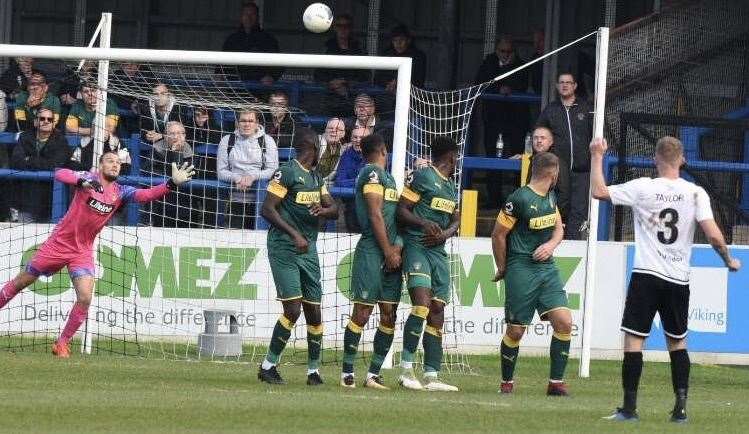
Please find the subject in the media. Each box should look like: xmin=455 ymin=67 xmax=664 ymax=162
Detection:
xmin=0 ymin=27 xmax=412 ymax=191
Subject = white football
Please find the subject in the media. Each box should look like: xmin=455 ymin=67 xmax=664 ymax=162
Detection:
xmin=303 ymin=3 xmax=333 ymax=33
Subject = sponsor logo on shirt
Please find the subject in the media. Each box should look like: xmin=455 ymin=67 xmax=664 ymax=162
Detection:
xmin=384 ymin=188 xmax=399 ymax=202
xmin=528 ymin=212 xmax=556 ymax=230
xmin=295 ymin=191 xmax=321 ymax=205
xmin=87 ymin=198 xmax=114 ymax=214
xmin=430 ymin=197 xmax=456 ymax=214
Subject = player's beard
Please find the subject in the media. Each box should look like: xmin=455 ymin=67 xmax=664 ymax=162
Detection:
xmin=101 ymin=171 xmax=118 ymax=182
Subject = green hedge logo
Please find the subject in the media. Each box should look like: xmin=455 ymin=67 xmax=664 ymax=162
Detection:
xmin=336 ymin=253 xmax=582 ymax=309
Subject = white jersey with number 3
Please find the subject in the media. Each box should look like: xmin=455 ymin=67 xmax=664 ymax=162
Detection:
xmin=608 ymin=177 xmax=713 ymax=284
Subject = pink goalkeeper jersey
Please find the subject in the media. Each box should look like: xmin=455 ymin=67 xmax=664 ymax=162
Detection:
xmin=43 ymin=169 xmax=170 ymax=255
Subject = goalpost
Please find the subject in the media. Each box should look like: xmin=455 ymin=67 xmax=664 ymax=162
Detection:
xmin=0 ymin=13 xmax=610 ymax=377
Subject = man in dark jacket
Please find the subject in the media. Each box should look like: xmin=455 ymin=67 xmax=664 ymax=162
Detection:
xmin=0 ymin=57 xmax=34 ymax=96
xmin=374 ymin=24 xmax=427 ymax=89
xmin=475 ymin=37 xmax=530 ymax=206
xmin=313 ymin=14 xmax=369 ymax=116
xmin=536 ymin=72 xmax=593 ymax=240
xmin=10 ymin=108 xmax=72 ymax=222
xmin=314 ymin=14 xmax=369 ymax=92
xmin=221 ymin=2 xmax=283 ymax=84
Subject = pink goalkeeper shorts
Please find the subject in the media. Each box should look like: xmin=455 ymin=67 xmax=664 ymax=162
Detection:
xmin=26 ymin=246 xmax=95 ymax=279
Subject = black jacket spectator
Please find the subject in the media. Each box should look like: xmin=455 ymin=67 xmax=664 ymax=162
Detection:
xmin=536 ymin=95 xmax=593 ymax=239
xmin=68 ymin=136 xmax=132 ymax=175
xmin=475 ymin=50 xmax=530 ymax=157
xmin=374 ymin=44 xmax=427 ymax=89
xmin=138 ymin=101 xmax=183 ymax=145
xmin=536 ymin=98 xmax=593 ymax=172
xmin=186 ymin=109 xmax=222 ymax=180
xmin=222 ymin=28 xmax=283 ymax=81
xmin=315 ymin=37 xmax=369 ymax=84
xmin=266 ymin=114 xmax=295 ymax=150
xmin=10 ymin=129 xmax=72 ymax=221
xmin=0 ymin=58 xmax=33 ymax=95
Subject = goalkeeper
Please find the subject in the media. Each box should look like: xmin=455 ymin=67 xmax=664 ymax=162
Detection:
xmin=258 ymin=128 xmax=338 ymax=386
xmin=340 ymin=133 xmax=402 ymax=390
xmin=0 ymin=152 xmax=195 ymax=358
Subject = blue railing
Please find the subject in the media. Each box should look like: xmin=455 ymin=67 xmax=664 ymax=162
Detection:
xmin=679 ymin=100 xmax=749 ymax=213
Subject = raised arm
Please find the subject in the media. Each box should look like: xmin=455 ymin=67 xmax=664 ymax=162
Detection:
xmin=127 ymin=162 xmax=195 ymax=203
xmin=54 ymin=168 xmax=84 ymax=185
xmin=589 ymin=137 xmax=611 ymax=201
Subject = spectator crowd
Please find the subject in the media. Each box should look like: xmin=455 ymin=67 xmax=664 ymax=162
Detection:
xmin=0 ymin=1 xmax=592 ymax=239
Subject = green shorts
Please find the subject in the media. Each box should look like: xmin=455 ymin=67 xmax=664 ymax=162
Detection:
xmin=503 ymin=260 xmax=568 ymax=326
xmin=350 ymin=242 xmax=403 ymax=305
xmin=403 ymin=243 xmax=451 ymax=304
xmin=268 ymin=244 xmax=322 ymax=304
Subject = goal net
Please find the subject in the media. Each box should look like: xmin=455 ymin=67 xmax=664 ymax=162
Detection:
xmin=0 ymin=41 xmax=481 ymax=372
xmin=0 ymin=24 xmax=610 ymax=377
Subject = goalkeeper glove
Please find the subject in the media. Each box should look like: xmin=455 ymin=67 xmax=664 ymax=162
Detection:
xmin=77 ymin=177 xmax=104 ymax=193
xmin=168 ymin=162 xmax=196 ymax=189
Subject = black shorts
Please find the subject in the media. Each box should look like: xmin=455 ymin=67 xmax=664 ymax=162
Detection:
xmin=621 ymin=272 xmax=690 ymax=339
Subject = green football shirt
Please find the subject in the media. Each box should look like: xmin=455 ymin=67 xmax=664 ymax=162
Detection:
xmin=401 ymin=166 xmax=458 ymax=248
xmin=266 ymin=159 xmax=327 ymax=249
xmin=14 ymin=91 xmax=62 ymax=124
xmin=354 ymin=163 xmax=400 ymax=249
xmin=497 ymin=185 xmax=560 ymax=263
xmin=65 ymin=98 xmax=119 ymax=130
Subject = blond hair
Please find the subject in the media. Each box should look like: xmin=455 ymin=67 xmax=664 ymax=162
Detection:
xmin=655 ymin=136 xmax=684 ymax=164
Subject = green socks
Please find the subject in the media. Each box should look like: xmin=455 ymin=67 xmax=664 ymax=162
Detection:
xmin=500 ymin=334 xmax=521 ymax=381
xmin=368 ymin=324 xmax=395 ymax=375
xmin=307 ymin=324 xmax=323 ymax=371
xmin=400 ymin=305 xmax=429 ymax=365
xmin=423 ymin=325 xmax=443 ymax=374
xmin=265 ymin=315 xmax=294 ymax=364
xmin=549 ymin=332 xmax=571 ymax=381
xmin=342 ymin=320 xmax=362 ymax=374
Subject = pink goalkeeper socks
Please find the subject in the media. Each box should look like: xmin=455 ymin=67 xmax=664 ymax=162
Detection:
xmin=58 ymin=303 xmax=89 ymax=346
xmin=0 ymin=280 xmax=22 ymax=309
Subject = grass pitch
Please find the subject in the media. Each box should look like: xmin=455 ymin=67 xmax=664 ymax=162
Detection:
xmin=1 ymin=348 xmax=747 ymax=434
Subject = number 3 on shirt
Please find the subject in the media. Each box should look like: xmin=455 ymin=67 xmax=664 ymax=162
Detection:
xmin=657 ymin=208 xmax=679 ymax=244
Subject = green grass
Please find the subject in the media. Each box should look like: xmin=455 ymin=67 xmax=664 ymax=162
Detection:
xmin=1 ymin=348 xmax=747 ymax=434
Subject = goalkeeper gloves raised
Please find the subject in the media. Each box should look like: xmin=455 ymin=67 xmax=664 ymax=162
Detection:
xmin=168 ymin=162 xmax=196 ymax=189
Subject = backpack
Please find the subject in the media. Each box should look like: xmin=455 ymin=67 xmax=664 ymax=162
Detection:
xmin=227 ymin=133 xmax=266 ymax=170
